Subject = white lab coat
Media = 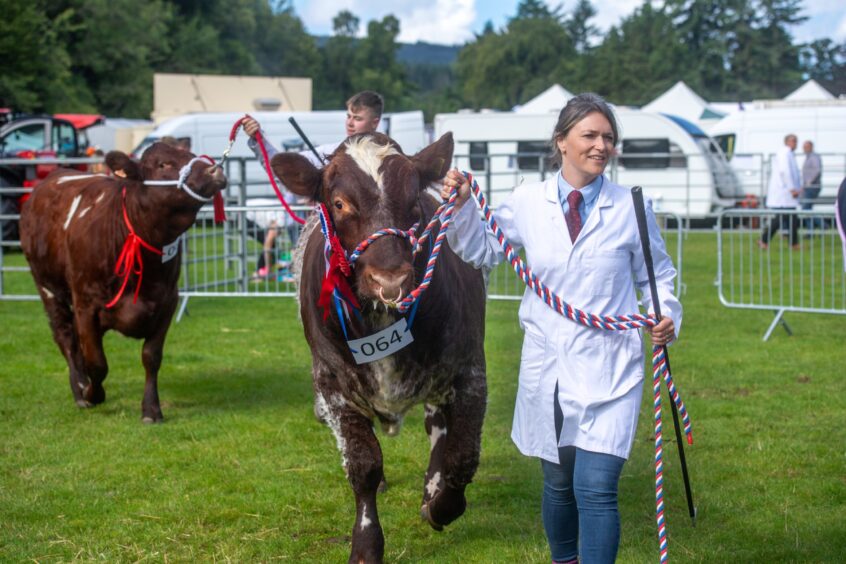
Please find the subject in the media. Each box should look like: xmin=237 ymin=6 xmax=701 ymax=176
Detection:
xmin=766 ymin=145 xmax=801 ymax=208
xmin=447 ymin=174 xmax=681 ymax=461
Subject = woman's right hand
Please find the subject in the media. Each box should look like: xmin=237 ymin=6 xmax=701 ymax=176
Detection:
xmin=442 ymin=169 xmax=471 ymax=210
xmin=243 ymin=117 xmax=260 ymax=139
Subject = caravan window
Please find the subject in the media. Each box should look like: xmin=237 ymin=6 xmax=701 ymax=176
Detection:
xmin=469 ymin=142 xmax=488 ymax=171
xmin=516 ymin=141 xmax=549 ymax=171
xmin=620 ymin=138 xmax=671 ymax=169
xmin=713 ymin=134 xmax=735 ymax=160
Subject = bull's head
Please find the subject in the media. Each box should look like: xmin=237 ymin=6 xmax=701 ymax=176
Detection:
xmin=271 ymin=132 xmax=453 ymax=308
xmin=106 ymin=142 xmax=226 ymax=199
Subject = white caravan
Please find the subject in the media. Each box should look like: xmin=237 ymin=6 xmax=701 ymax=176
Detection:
xmin=132 ymin=110 xmax=428 ymax=198
xmin=708 ymin=102 xmax=846 ymax=201
xmin=434 ymin=109 xmax=743 ymax=218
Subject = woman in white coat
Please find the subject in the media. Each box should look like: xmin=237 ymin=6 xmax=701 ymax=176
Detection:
xmin=442 ymin=93 xmax=681 ymax=564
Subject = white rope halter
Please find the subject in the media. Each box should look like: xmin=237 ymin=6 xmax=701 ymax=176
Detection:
xmin=143 ymin=156 xmax=216 ymax=202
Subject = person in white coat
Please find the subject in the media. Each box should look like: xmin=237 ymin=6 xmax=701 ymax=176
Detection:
xmin=442 ymin=93 xmax=681 ymax=564
xmin=759 ymin=134 xmax=801 ymax=249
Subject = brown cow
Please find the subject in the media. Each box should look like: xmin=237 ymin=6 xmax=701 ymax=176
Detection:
xmin=271 ymin=132 xmax=487 ymax=563
xmin=20 ymin=143 xmax=226 ymax=422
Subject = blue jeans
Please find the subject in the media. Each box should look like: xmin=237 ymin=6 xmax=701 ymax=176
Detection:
xmin=541 ymin=447 xmax=625 ymax=564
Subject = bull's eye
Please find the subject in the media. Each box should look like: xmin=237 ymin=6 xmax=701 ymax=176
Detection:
xmin=334 ymin=200 xmax=344 ymax=210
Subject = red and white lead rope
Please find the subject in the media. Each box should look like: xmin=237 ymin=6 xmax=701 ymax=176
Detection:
xmin=224 ymin=116 xmax=305 ymax=225
xmin=461 ymin=171 xmax=692 ymax=563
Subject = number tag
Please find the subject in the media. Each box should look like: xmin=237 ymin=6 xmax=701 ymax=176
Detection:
xmin=162 ymin=239 xmax=179 ymax=263
xmin=347 ymin=318 xmax=414 ymax=364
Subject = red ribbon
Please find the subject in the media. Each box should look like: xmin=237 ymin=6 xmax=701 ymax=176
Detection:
xmin=316 ymin=203 xmax=358 ymax=320
xmin=213 ymin=191 xmax=226 ymax=223
xmin=105 ymin=187 xmax=163 ymax=309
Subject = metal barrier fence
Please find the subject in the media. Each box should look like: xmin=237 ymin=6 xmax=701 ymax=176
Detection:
xmin=452 ymin=150 xmax=731 ymax=220
xmin=716 ymin=208 xmax=845 ymax=340
xmin=1 ymin=196 xmax=685 ymax=312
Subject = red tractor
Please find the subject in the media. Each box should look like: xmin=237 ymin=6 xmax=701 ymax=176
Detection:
xmin=0 ymin=110 xmax=104 ymax=242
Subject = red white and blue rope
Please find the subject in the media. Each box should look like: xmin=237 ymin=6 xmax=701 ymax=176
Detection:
xmin=320 ymin=191 xmax=457 ymax=315
xmin=461 ymin=171 xmax=692 ymax=563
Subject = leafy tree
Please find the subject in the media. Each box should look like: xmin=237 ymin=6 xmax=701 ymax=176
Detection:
xmin=564 ymin=0 xmax=599 ymax=54
xmin=665 ymin=0 xmax=735 ymax=98
xmin=800 ymin=39 xmax=846 ymax=96
xmin=255 ymin=1 xmax=321 ymax=79
xmin=351 ymin=16 xmax=412 ymax=111
xmin=333 ymin=9 xmax=359 ymax=37
xmin=55 ymin=0 xmax=175 ymax=117
xmin=725 ymin=0 xmax=807 ymax=99
xmin=586 ymin=2 xmax=686 ymax=105
xmin=316 ymin=10 xmax=360 ymax=109
xmin=512 ymin=0 xmax=563 ymax=22
xmin=457 ymin=11 xmax=576 ymax=109
xmin=752 ymin=0 xmax=807 ymax=97
xmin=0 ymin=0 xmax=83 ymax=112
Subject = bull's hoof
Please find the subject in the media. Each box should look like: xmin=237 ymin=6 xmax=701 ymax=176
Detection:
xmin=141 ymin=408 xmax=164 ymax=424
xmin=75 ymin=398 xmax=94 ymax=408
xmin=420 ymin=486 xmax=466 ymax=532
xmin=82 ymin=384 xmax=105 ymax=405
xmin=420 ymin=503 xmax=443 ymax=532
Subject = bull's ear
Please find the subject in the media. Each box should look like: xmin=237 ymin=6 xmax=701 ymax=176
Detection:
xmin=270 ymin=152 xmax=322 ymax=200
xmin=412 ymin=132 xmax=454 ymax=187
xmin=105 ymin=151 xmax=141 ymax=180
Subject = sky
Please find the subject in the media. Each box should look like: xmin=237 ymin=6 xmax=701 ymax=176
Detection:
xmin=290 ymin=0 xmax=846 ymax=46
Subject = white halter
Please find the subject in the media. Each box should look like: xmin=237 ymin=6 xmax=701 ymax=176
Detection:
xmin=143 ymin=156 xmax=216 ymax=202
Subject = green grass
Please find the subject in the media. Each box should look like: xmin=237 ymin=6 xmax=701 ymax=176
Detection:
xmin=1 ymin=232 xmax=845 ymax=562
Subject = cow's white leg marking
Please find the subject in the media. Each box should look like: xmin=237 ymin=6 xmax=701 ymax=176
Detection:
xmin=429 ymin=425 xmax=447 ymax=452
xmin=41 ymin=286 xmax=55 ymax=299
xmin=316 ymin=392 xmax=348 ymax=471
xmin=425 ymin=471 xmax=442 ymax=498
xmin=63 ymin=195 xmax=82 ymax=230
xmin=360 ymin=502 xmax=372 ymax=530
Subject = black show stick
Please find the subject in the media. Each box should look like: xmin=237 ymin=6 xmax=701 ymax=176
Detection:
xmin=631 ymin=186 xmax=697 ymax=526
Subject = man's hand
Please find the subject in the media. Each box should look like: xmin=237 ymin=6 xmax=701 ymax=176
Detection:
xmin=243 ymin=117 xmax=260 ymax=139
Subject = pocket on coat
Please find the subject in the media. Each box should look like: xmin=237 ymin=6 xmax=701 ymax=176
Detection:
xmin=519 ymin=329 xmax=547 ymax=396
xmin=570 ymin=333 xmax=611 ymax=399
xmin=584 ymin=250 xmax=631 ymax=296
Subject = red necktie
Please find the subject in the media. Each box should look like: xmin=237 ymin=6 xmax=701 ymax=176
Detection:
xmin=565 ymin=190 xmax=583 ymax=243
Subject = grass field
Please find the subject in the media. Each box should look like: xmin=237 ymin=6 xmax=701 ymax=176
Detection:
xmin=1 ymin=232 xmax=844 ymax=562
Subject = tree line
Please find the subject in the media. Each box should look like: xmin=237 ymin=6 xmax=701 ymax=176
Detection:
xmin=1 ymin=0 xmax=843 ymax=121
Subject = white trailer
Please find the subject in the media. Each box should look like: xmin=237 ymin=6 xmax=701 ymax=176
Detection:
xmin=708 ymin=102 xmax=846 ymax=201
xmin=131 ymin=110 xmax=427 ymax=199
xmin=434 ymin=109 xmax=743 ymax=218
xmin=133 ymin=110 xmax=427 ymax=158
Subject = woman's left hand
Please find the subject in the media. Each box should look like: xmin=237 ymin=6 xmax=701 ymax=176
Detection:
xmin=646 ymin=317 xmax=675 ymax=346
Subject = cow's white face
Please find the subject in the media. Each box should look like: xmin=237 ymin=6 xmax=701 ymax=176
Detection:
xmin=270 ymin=132 xmax=455 ymax=308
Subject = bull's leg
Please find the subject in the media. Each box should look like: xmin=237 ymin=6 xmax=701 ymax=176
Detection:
xmin=316 ymin=388 xmax=385 ymax=564
xmin=420 ymin=404 xmax=448 ymax=525
xmin=74 ymin=310 xmax=108 ymax=406
xmin=140 ymin=322 xmax=170 ymax=423
xmin=39 ymin=292 xmax=89 ymax=406
xmin=421 ymin=368 xmax=487 ymax=531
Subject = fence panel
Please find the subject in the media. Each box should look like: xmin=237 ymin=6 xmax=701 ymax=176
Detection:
xmin=716 ymin=208 xmax=845 ymax=340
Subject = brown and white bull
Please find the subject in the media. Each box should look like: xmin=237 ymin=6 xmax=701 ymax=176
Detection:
xmin=271 ymin=132 xmax=487 ymax=563
xmin=20 ymin=143 xmax=226 ymax=422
